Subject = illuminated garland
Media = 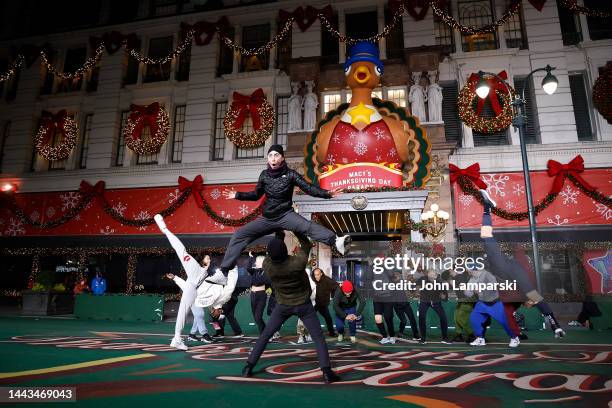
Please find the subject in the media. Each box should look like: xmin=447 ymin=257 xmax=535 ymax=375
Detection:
xmin=40 ymin=45 xmax=105 ymax=79
xmin=592 ymin=62 xmax=612 ymax=125
xmin=458 ymin=77 xmax=515 ymax=134
xmin=223 ymin=95 xmax=275 ymax=149
xmin=123 ymin=104 xmax=170 ymax=155
xmin=430 ymin=0 xmax=522 ymax=34
xmin=129 ymin=30 xmax=194 ymax=64
xmin=218 ymin=18 xmax=294 ymax=56
xmin=0 ymin=55 xmax=23 ymax=82
xmin=560 ymin=0 xmax=612 ymax=18
xmin=34 ymin=112 xmax=79 ymax=161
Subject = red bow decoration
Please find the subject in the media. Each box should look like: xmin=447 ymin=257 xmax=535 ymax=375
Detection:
xmin=90 ymin=32 xmax=138 ymax=54
xmin=178 ymin=175 xmax=204 ymax=208
xmin=231 ymin=89 xmax=267 ymax=130
xmin=468 ymin=71 xmax=509 ymax=116
xmin=449 ymin=163 xmax=488 ymax=190
xmin=527 ymin=0 xmax=547 ymax=11
xmin=40 ymin=110 xmax=68 ymax=144
xmin=129 ymin=103 xmax=160 ymax=140
xmin=180 ymin=17 xmax=229 ymax=46
xmin=547 ymin=155 xmax=595 ymax=194
xmin=79 ymin=180 xmax=106 ymax=198
xmin=279 ymin=5 xmax=333 ymax=32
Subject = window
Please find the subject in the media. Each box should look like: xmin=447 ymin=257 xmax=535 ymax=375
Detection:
xmin=58 ymin=48 xmax=86 ymax=92
xmin=236 ymin=117 xmax=265 ymax=159
xmin=321 ymin=14 xmax=339 ymax=65
xmin=458 ymin=0 xmax=498 ymax=51
xmin=171 ymin=105 xmax=186 ymax=163
xmin=276 ymin=21 xmax=292 ymax=71
xmin=346 ymin=11 xmax=378 ymax=41
xmin=322 ymin=93 xmax=342 ymax=116
xmin=152 ymin=0 xmax=179 ymax=16
xmin=514 ymin=75 xmax=540 ymax=144
xmin=122 ymin=38 xmax=141 ymax=87
xmin=176 ymin=31 xmax=191 ymax=82
xmin=79 ymin=114 xmax=93 ymax=169
xmin=276 ymin=96 xmax=289 ymax=148
xmin=144 ymin=37 xmax=173 ymax=82
xmin=217 ymin=27 xmax=235 ymax=77
xmin=212 ymin=102 xmax=227 ymax=160
xmin=557 ymin=1 xmax=582 ymax=45
xmin=471 ymin=93 xmax=509 ymax=147
xmin=585 ymin=0 xmax=612 ymax=40
xmin=48 ymin=116 xmax=73 ymax=170
xmin=136 ymin=121 xmax=160 ymax=165
xmin=108 ymin=0 xmax=139 ymax=24
xmin=385 ymin=7 xmax=405 ymax=59
xmin=441 ymin=81 xmax=462 ymax=144
xmin=241 ymin=24 xmax=270 ymax=72
xmin=387 ymin=88 xmax=407 ymax=107
xmin=569 ymin=73 xmax=594 ymax=141
xmin=434 ymin=1 xmax=456 ymax=53
xmin=504 ymin=0 xmax=527 ymax=49
xmin=115 ymin=111 xmax=129 ymax=167
xmin=0 ymin=121 xmax=9 ymax=171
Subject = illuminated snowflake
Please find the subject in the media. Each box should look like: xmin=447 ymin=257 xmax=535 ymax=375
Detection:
xmin=458 ymin=194 xmax=473 ymax=207
xmin=46 ymin=207 xmax=56 ymax=218
xmin=559 ymin=185 xmax=579 ymax=205
xmin=168 ymin=188 xmax=181 ymax=204
xmin=238 ymin=205 xmax=249 ymax=216
xmin=374 ymin=128 xmax=386 ymax=140
xmin=388 ymin=148 xmax=397 ymax=158
xmin=5 ymin=217 xmax=25 ymax=236
xmin=512 ymin=183 xmax=525 ymax=196
xmin=348 ymin=131 xmax=359 ymax=140
xmin=481 ymin=174 xmax=510 ymax=197
xmin=60 ymin=192 xmax=81 ymax=211
xmin=210 ymin=189 xmax=221 ymax=200
xmin=134 ymin=210 xmax=151 ymax=231
xmin=354 ymin=142 xmax=368 ymax=156
xmin=112 ymin=202 xmax=127 ymax=217
xmin=595 ymin=196 xmax=612 ymax=221
xmin=505 ymin=201 xmax=516 ymax=210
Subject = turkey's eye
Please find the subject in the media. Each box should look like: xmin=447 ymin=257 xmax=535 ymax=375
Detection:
xmin=344 ymin=66 xmax=351 ymax=76
xmin=375 ymin=66 xmax=382 ymax=77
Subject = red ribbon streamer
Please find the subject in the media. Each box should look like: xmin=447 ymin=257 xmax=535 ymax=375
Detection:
xmin=547 ymin=155 xmax=595 ymax=194
xmin=468 ymin=70 xmax=509 ymax=116
xmin=40 ymin=110 xmax=68 ymax=144
xmin=129 ymin=103 xmax=160 ymax=140
xmin=449 ymin=163 xmax=488 ymax=190
xmin=231 ymin=89 xmax=266 ymax=130
xmin=178 ymin=175 xmax=204 ymax=208
xmin=180 ymin=17 xmax=229 ymax=46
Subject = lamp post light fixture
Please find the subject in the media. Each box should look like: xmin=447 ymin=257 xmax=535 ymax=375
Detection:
xmin=475 ymin=65 xmax=559 ymax=293
xmin=420 ymin=203 xmax=450 ymax=242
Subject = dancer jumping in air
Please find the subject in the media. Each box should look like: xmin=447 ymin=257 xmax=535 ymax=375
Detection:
xmin=479 ymin=189 xmax=565 ymax=338
xmin=155 ymin=214 xmax=237 ymax=350
xmin=220 ymin=145 xmax=351 ymax=275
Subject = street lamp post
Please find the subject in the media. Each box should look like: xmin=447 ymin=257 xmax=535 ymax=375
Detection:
xmin=475 ymin=65 xmax=558 ymax=293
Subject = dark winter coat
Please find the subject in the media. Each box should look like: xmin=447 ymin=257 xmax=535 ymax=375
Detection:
xmin=313 ymin=274 xmax=339 ymax=307
xmin=333 ymin=289 xmax=365 ymax=319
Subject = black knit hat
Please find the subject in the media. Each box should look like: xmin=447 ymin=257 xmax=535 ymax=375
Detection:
xmin=267 ymin=235 xmax=288 ymax=263
xmin=268 ymin=144 xmax=284 ymax=156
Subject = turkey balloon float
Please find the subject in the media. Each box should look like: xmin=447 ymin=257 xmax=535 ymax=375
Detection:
xmin=304 ymin=42 xmax=431 ymax=190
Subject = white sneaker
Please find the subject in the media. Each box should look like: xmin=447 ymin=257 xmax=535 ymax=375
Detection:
xmin=154 ymin=214 xmax=167 ymax=231
xmin=470 ymin=337 xmax=486 ymax=346
xmin=350 ymin=336 xmax=356 ymax=344
xmin=380 ymin=337 xmax=392 ymax=344
xmin=554 ymin=328 xmax=566 ymax=338
xmin=479 ymin=189 xmax=497 ymax=208
xmin=389 ymin=337 xmax=396 ymax=344
xmin=335 ymin=235 xmax=352 ymax=255
xmin=337 ymin=334 xmax=344 ymax=342
xmin=297 ymin=335 xmax=305 ymax=344
xmin=272 ymin=331 xmax=281 ymax=339
xmin=509 ymin=337 xmax=520 ymax=348
xmin=305 ymin=335 xmax=312 ymax=343
xmin=170 ymin=336 xmax=188 ymax=351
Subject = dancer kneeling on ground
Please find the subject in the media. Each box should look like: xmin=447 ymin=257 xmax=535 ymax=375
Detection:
xmin=155 ymin=214 xmax=237 ymax=350
xmin=242 ymin=231 xmax=340 ymax=384
xmin=220 ymin=145 xmax=351 ymax=275
xmin=333 ymin=280 xmax=365 ymax=344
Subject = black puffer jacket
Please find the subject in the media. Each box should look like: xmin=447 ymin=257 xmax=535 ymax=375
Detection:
xmin=235 ymin=162 xmax=332 ymax=219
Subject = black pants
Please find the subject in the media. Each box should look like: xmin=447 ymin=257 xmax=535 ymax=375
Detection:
xmin=248 ymin=301 xmax=331 ymax=369
xmin=314 ymin=303 xmax=336 ymax=335
xmin=220 ymin=212 xmax=336 ymax=270
xmin=219 ymin=296 xmax=242 ymax=335
xmin=394 ymin=302 xmax=419 ymax=338
xmin=418 ymin=301 xmax=448 ymax=341
xmin=250 ymin=291 xmax=267 ymax=334
xmin=373 ymin=301 xmax=395 ymax=337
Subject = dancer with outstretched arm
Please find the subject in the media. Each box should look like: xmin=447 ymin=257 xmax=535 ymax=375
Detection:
xmin=479 ymin=189 xmax=565 ymax=338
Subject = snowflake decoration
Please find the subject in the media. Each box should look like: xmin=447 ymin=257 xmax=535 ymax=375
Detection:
xmin=134 ymin=210 xmax=151 ymax=231
xmin=388 ymin=148 xmax=397 ymax=158
xmin=354 ymin=142 xmax=368 ymax=156
xmin=512 ymin=183 xmax=525 ymax=196
xmin=505 ymin=201 xmax=516 ymax=210
xmin=547 ymin=214 xmax=569 ymax=227
xmin=60 ymin=192 xmax=80 ymax=211
xmin=29 ymin=210 xmax=40 ymax=222
xmin=375 ymin=155 xmax=382 ymax=162
xmin=559 ymin=185 xmax=579 ymax=205
xmin=374 ymin=128 xmax=386 ymax=140
xmin=214 ymin=211 xmax=227 ymax=230
xmin=458 ymin=194 xmax=473 ymax=207
xmin=326 ymin=154 xmax=336 ymax=165
xmin=238 ymin=205 xmax=249 ymax=216
xmin=348 ymin=131 xmax=359 ymax=140
xmin=100 ymin=226 xmax=115 ymax=235
xmin=341 ymin=157 xmax=349 ymax=164
xmin=210 ymin=189 xmax=221 ymax=200
xmin=112 ymin=202 xmax=127 ymax=217
xmin=168 ymin=188 xmax=180 ymax=204
xmin=74 ymin=214 xmax=81 ymax=221
xmin=331 ymin=134 xmax=340 ymax=143
xmin=481 ymin=174 xmax=510 ymax=197
xmin=46 ymin=207 xmax=56 ymax=218
xmin=5 ymin=217 xmax=25 ymax=236
xmin=594 ymin=196 xmax=612 ymax=221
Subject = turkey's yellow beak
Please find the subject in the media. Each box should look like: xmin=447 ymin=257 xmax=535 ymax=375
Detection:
xmin=353 ymin=65 xmax=371 ymax=85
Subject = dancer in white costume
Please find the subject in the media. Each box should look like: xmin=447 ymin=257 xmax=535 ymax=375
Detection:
xmin=155 ymin=214 xmax=238 ymax=350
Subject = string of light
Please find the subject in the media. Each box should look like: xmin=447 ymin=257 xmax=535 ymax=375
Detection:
xmin=0 ymin=54 xmax=24 ymax=82
xmin=128 ymin=29 xmax=194 ymax=64
xmin=39 ymin=45 xmax=105 ymax=80
xmin=430 ymin=0 xmax=522 ymax=35
xmin=217 ymin=18 xmax=294 ymax=56
xmin=560 ymin=0 xmax=611 ymax=18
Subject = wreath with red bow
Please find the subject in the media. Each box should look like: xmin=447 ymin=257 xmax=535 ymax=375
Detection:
xmin=34 ymin=110 xmax=78 ymax=161
xmin=593 ymin=62 xmax=612 ymax=125
xmin=458 ymin=71 xmax=516 ymax=134
xmin=123 ymin=103 xmax=170 ymax=155
xmin=223 ymin=89 xmax=275 ymax=148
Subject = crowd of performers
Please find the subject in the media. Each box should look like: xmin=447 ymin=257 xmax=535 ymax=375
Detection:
xmin=155 ymin=145 xmax=566 ymax=384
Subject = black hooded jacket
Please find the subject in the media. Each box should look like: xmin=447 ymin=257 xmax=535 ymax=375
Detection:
xmin=235 ymin=162 xmax=332 ymax=219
